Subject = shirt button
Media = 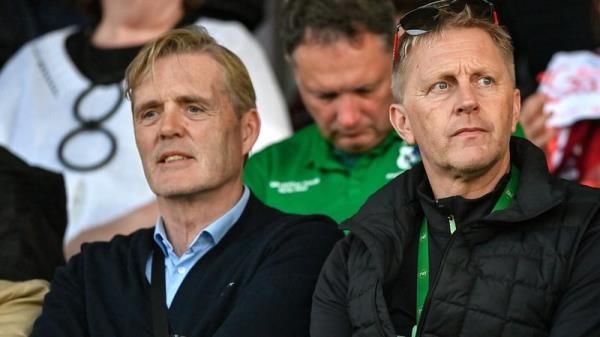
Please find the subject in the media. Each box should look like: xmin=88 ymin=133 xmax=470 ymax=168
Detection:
xmin=177 ymin=267 xmax=186 ymax=274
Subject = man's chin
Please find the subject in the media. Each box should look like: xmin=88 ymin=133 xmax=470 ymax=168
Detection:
xmin=152 ymin=185 xmax=198 ymax=199
xmin=334 ymin=143 xmax=370 ymax=154
xmin=450 ymin=155 xmax=503 ymax=179
xmin=333 ymin=136 xmax=379 ymax=154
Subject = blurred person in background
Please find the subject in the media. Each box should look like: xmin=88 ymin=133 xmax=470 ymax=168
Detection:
xmin=518 ymin=0 xmax=600 ymax=187
xmin=0 ymin=0 xmax=267 ymax=67
xmin=244 ymin=0 xmax=422 ymax=224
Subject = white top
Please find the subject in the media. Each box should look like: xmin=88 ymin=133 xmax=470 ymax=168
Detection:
xmin=0 ymin=17 xmax=291 ymax=244
xmin=539 ymin=50 xmax=600 ymax=127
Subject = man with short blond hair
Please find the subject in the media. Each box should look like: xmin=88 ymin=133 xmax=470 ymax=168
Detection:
xmin=311 ymin=2 xmax=600 ymax=336
xmin=31 ymin=26 xmax=341 ymax=337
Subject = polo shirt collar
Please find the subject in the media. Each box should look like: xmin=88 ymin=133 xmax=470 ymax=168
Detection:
xmin=308 ymin=129 xmax=400 ymax=170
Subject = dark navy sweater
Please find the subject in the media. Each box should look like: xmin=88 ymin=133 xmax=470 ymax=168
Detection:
xmin=31 ymin=194 xmax=342 ymax=337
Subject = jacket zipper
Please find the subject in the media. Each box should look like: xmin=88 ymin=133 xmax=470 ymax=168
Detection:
xmin=415 ymin=220 xmax=457 ymax=336
xmin=448 ymin=215 xmax=456 ymax=234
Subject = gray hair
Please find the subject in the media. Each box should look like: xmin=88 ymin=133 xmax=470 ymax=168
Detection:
xmin=391 ymin=6 xmax=515 ymax=103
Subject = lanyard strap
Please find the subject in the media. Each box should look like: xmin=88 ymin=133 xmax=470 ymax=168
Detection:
xmin=151 ymin=245 xmax=170 ymax=337
xmin=413 ymin=165 xmax=520 ymax=336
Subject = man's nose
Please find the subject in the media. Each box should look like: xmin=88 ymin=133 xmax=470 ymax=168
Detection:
xmin=334 ymin=95 xmax=361 ymax=127
xmin=455 ymin=84 xmax=479 ymax=115
xmin=159 ymin=107 xmax=184 ymax=138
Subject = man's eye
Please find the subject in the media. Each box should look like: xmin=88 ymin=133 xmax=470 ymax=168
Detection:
xmin=141 ymin=110 xmax=158 ymax=120
xmin=188 ymin=105 xmax=204 ymax=114
xmin=318 ymin=92 xmax=338 ymax=101
xmin=355 ymin=87 xmax=373 ymax=96
xmin=478 ymin=77 xmax=493 ymax=86
xmin=433 ymin=82 xmax=449 ymax=91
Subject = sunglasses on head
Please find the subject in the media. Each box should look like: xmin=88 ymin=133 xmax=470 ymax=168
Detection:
xmin=392 ymin=0 xmax=499 ymax=63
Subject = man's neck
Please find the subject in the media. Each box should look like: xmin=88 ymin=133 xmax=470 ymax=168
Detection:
xmin=425 ymin=155 xmax=511 ymax=200
xmin=92 ymin=0 xmax=184 ymax=48
xmin=157 ymin=184 xmax=244 ymax=256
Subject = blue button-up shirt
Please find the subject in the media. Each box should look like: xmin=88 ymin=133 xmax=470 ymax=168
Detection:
xmin=145 ymin=187 xmax=250 ymax=307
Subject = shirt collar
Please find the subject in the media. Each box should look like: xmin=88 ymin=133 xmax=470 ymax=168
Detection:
xmin=153 ymin=186 xmax=250 ymax=255
xmin=308 ymin=129 xmax=400 ymax=169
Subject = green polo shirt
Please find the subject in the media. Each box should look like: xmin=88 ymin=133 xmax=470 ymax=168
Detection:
xmin=244 ymin=124 xmax=419 ymax=223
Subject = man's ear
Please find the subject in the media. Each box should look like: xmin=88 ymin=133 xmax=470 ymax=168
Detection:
xmin=511 ymin=88 xmax=521 ymax=132
xmin=389 ymin=103 xmax=416 ymax=145
xmin=241 ymin=108 xmax=261 ymax=156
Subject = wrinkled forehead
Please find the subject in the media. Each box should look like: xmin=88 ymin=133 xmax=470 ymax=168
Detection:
xmin=133 ymin=52 xmax=228 ymax=99
xmin=402 ymin=26 xmax=506 ymax=69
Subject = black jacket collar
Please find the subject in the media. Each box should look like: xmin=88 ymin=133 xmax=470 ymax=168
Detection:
xmin=346 ymin=137 xmax=565 ymax=282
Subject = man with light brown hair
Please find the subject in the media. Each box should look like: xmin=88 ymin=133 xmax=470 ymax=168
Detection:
xmin=0 ymin=0 xmax=292 ymax=260
xmin=311 ymin=1 xmax=600 ymax=336
xmin=31 ymin=25 xmax=341 ymax=337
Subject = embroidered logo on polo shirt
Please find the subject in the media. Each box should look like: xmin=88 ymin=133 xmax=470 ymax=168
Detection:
xmin=269 ymin=177 xmax=321 ymax=194
xmin=385 ymin=145 xmax=420 ymax=179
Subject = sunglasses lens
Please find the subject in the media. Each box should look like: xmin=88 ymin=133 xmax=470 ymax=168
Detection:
xmin=399 ymin=7 xmax=441 ymax=36
xmin=465 ymin=0 xmax=493 ymax=19
xmin=398 ymin=0 xmax=494 ymax=36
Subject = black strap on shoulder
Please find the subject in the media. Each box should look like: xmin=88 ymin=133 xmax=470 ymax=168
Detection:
xmin=151 ymin=245 xmax=170 ymax=337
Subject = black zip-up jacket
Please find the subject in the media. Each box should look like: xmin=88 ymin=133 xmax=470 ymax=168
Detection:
xmin=311 ymin=137 xmax=600 ymax=337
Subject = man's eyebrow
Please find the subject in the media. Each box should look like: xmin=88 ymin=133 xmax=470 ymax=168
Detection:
xmin=355 ymin=77 xmax=382 ymax=91
xmin=175 ymin=95 xmax=211 ymax=105
xmin=133 ymin=95 xmax=213 ymax=114
xmin=133 ymin=100 xmax=160 ymax=116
